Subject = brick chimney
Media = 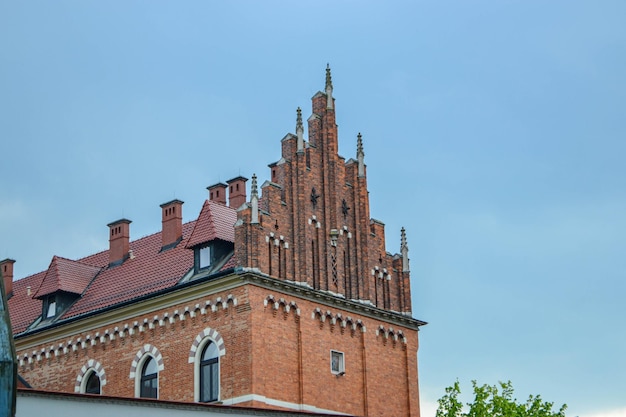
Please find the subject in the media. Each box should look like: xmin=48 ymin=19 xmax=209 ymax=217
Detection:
xmin=1 ymin=259 xmax=15 ymax=298
xmin=107 ymin=219 xmax=131 ymax=266
xmin=207 ymin=183 xmax=227 ymax=205
xmin=227 ymin=176 xmax=248 ymax=209
xmin=160 ymin=200 xmax=184 ymax=249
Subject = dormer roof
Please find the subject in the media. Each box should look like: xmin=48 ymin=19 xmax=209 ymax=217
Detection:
xmin=186 ymin=200 xmax=236 ymax=248
xmin=32 ymin=256 xmax=102 ymax=299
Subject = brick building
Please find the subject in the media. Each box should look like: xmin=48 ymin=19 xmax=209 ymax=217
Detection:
xmin=3 ymin=67 xmax=426 ymax=416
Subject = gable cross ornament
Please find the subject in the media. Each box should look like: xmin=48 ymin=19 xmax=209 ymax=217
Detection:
xmin=341 ymin=199 xmax=350 ymax=218
xmin=310 ymin=187 xmax=320 ymax=208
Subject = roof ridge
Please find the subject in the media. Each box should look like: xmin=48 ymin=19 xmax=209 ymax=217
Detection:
xmin=53 ymin=255 xmax=102 ymax=270
xmin=31 ymin=256 xmax=61 ymax=298
xmin=185 ymin=200 xmax=217 ymax=248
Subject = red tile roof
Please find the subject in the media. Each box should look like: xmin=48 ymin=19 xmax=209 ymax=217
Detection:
xmin=32 ymin=256 xmax=102 ymax=299
xmin=8 ymin=271 xmax=45 ymax=334
xmin=65 ymin=221 xmax=198 ymax=319
xmin=8 ymin=200 xmax=239 ymax=335
xmin=186 ymin=200 xmax=236 ymax=248
xmin=220 ymin=254 xmax=238 ymax=271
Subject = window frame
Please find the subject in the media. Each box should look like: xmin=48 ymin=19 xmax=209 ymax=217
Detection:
xmin=330 ymin=350 xmax=345 ymax=375
xmin=197 ymin=245 xmax=212 ymax=270
xmin=82 ymin=369 xmax=101 ymax=395
xmin=45 ymin=295 xmax=57 ymax=318
xmin=193 ymin=336 xmax=223 ymax=403
xmin=199 ymin=341 xmax=220 ymax=403
xmin=76 ymin=360 xmax=106 ymax=394
xmin=135 ymin=354 xmax=159 ymax=399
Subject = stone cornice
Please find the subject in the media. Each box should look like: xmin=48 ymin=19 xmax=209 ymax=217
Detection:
xmin=16 ymin=268 xmax=426 ymax=353
xmin=236 ymin=268 xmax=427 ymax=330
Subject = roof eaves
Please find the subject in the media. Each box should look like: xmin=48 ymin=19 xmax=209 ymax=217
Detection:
xmin=15 ymin=267 xmax=235 ymax=339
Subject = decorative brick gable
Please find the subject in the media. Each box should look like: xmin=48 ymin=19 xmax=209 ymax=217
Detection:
xmin=235 ymin=67 xmax=412 ymax=315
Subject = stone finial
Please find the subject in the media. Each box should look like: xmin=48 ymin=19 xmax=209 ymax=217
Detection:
xmin=325 ymin=64 xmax=334 ymax=110
xmin=400 ymin=227 xmax=410 ymax=272
xmin=296 ymin=107 xmax=304 ymax=153
xmin=357 ymin=132 xmax=365 ymax=177
xmin=251 ymin=174 xmax=258 ymax=198
xmin=251 ymin=174 xmax=259 ymax=224
xmin=325 ymin=63 xmax=333 ymax=89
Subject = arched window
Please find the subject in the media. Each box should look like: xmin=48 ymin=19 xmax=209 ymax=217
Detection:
xmin=140 ymin=357 xmax=158 ymax=398
xmin=76 ymin=360 xmax=106 ymax=394
xmin=200 ymin=342 xmax=219 ymax=402
xmin=84 ymin=370 xmax=101 ymax=394
xmin=130 ymin=345 xmax=163 ymax=399
xmin=189 ymin=328 xmax=225 ymax=402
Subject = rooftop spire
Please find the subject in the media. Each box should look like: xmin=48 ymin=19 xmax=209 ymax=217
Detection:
xmin=325 ymin=63 xmax=334 ymax=110
xmin=251 ymin=173 xmax=259 ymax=224
xmin=296 ymin=107 xmax=304 ymax=153
xmin=401 ymin=227 xmax=410 ymax=272
xmin=251 ymin=173 xmax=258 ymax=198
xmin=325 ymin=63 xmax=333 ymax=90
xmin=357 ymin=132 xmax=365 ymax=177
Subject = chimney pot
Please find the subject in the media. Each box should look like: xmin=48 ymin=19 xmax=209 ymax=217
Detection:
xmin=1 ymin=258 xmax=15 ymax=298
xmin=207 ymin=183 xmax=227 ymax=205
xmin=226 ymin=176 xmax=248 ymax=209
xmin=107 ymin=219 xmax=131 ymax=266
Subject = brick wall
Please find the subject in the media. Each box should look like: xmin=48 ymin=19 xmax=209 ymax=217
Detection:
xmin=17 ymin=286 xmax=251 ymax=401
xmin=235 ymin=88 xmax=412 ymax=315
xmin=247 ymin=285 xmax=419 ymax=416
xmin=17 ymin=281 xmax=420 ymax=416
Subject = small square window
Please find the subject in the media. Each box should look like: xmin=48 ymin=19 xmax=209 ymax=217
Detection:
xmin=330 ymin=350 xmax=344 ymax=374
xmin=199 ymin=246 xmax=211 ymax=269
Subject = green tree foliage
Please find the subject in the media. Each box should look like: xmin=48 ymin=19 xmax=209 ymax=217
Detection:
xmin=436 ymin=380 xmax=567 ymax=417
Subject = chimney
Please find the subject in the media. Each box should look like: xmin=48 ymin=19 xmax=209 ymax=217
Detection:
xmin=207 ymin=183 xmax=227 ymax=205
xmin=107 ymin=219 xmax=131 ymax=266
xmin=227 ymin=176 xmax=248 ymax=209
xmin=160 ymin=199 xmax=184 ymax=249
xmin=0 ymin=259 xmax=15 ymax=298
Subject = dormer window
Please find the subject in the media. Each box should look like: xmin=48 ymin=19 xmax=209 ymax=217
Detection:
xmin=199 ymin=246 xmax=212 ymax=269
xmin=45 ymin=295 xmax=57 ymax=318
xmin=39 ymin=291 xmax=80 ymax=322
xmin=186 ymin=239 xmax=234 ymax=280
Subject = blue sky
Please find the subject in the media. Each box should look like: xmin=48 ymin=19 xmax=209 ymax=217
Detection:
xmin=1 ymin=1 xmax=625 ymax=416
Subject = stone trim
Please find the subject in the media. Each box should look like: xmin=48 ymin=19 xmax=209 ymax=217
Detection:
xmin=371 ymin=266 xmax=392 ymax=280
xmin=224 ymin=393 xmax=347 ymax=415
xmin=265 ymin=233 xmax=289 ymax=249
xmin=74 ymin=359 xmax=106 ymax=393
xmin=129 ymin=344 xmax=164 ymax=379
xmin=240 ymin=270 xmax=426 ymax=330
xmin=311 ymin=307 xmax=365 ymax=332
xmin=263 ymin=295 xmax=300 ymax=316
xmin=307 ymin=215 xmax=322 ymax=228
xmin=376 ymin=325 xmax=407 ymax=344
xmin=18 ymin=294 xmax=237 ymax=367
xmin=187 ymin=327 xmax=226 ymax=363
